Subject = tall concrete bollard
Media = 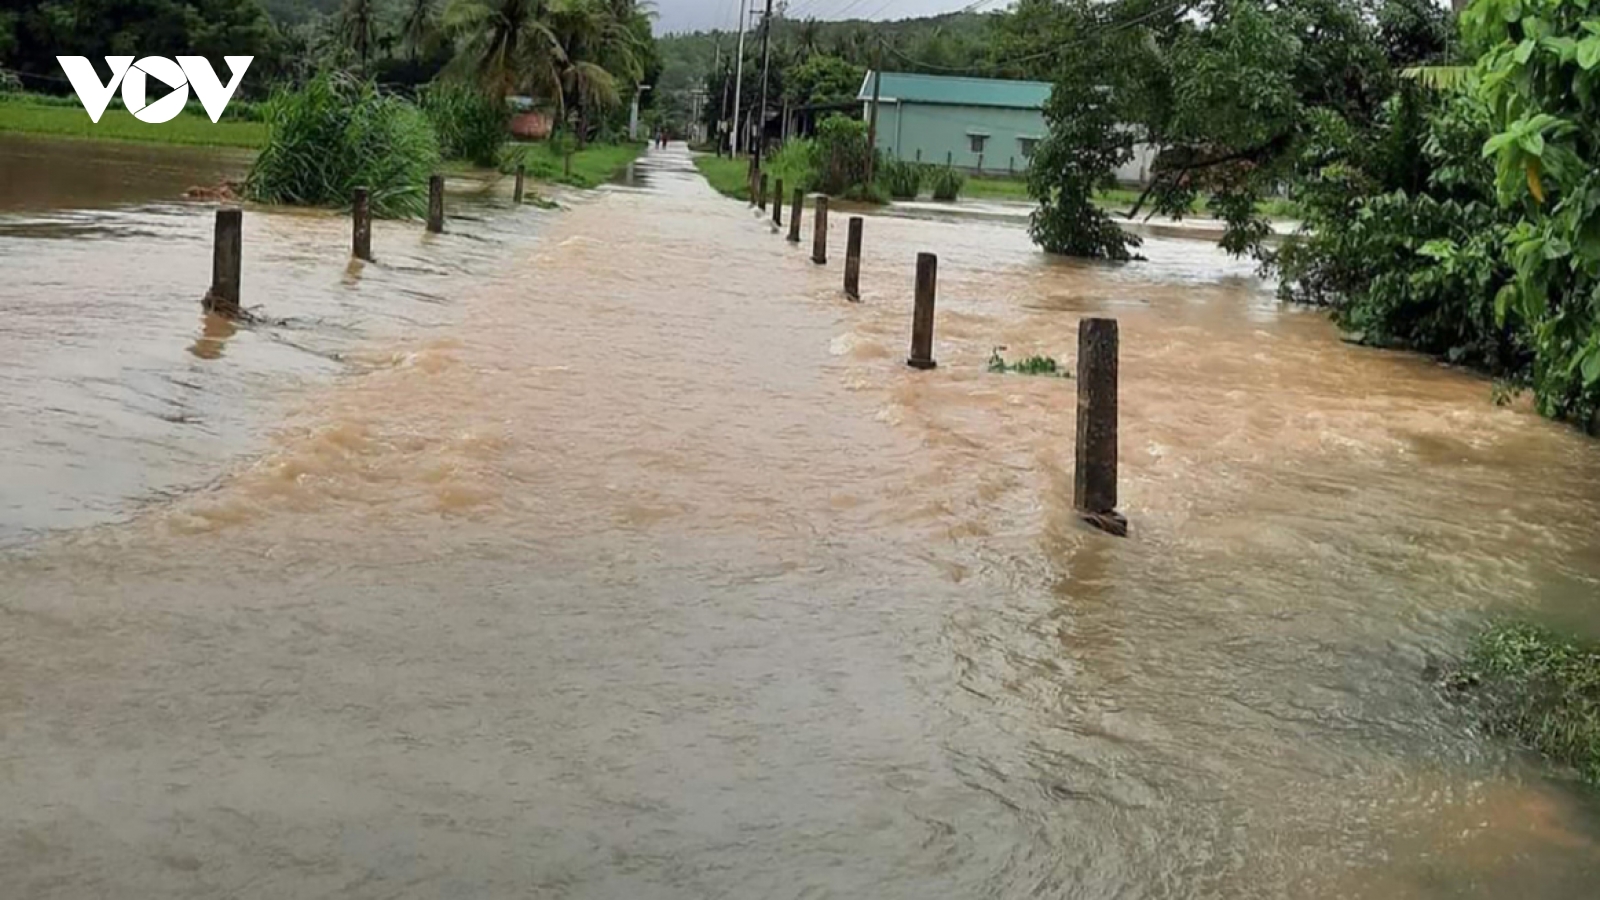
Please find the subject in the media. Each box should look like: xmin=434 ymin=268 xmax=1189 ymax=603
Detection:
xmin=514 ymin=164 xmax=526 ymax=203
xmin=844 ymin=216 xmax=863 ymax=301
xmin=788 ymin=188 xmax=803 ymax=243
xmin=352 ymin=187 xmax=372 ymax=261
xmin=772 ymin=178 xmax=784 ymax=226
xmin=207 ymin=207 xmax=242 ymax=313
xmin=427 ymin=174 xmax=445 ymax=234
xmin=908 ymin=253 xmax=938 ymax=369
xmin=758 ymin=172 xmax=769 ymax=211
xmin=1074 ymin=317 xmax=1125 ymax=536
xmin=811 ymin=195 xmax=829 ymax=265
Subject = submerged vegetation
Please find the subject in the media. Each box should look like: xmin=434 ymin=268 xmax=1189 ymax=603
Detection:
xmin=1447 ymin=622 xmax=1600 ymax=787
xmin=246 ymin=74 xmax=440 ymax=219
xmin=987 ymin=349 xmax=1070 ymax=377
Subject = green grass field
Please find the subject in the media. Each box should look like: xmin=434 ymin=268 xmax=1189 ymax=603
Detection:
xmin=509 ymin=140 xmax=646 ymax=189
xmin=693 ymin=152 xmax=816 ymax=204
xmin=0 ymin=96 xmax=267 ymax=147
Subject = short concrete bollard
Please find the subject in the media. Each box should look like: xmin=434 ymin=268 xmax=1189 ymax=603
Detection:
xmin=427 ymin=174 xmax=445 ymax=234
xmin=772 ymin=178 xmax=784 ymax=226
xmin=907 ymin=252 xmax=937 ymax=369
xmin=1074 ymin=317 xmax=1125 ymax=536
xmin=811 ymin=195 xmax=829 ymax=265
xmin=352 ymin=187 xmax=373 ymax=261
xmin=514 ymin=164 xmax=526 ymax=203
xmin=788 ymin=188 xmax=803 ymax=243
xmin=844 ymin=216 xmax=863 ymax=301
xmin=758 ymin=172 xmax=769 ymax=211
xmin=206 ymin=207 xmax=242 ymax=313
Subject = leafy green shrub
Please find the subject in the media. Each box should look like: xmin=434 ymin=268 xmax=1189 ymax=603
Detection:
xmin=878 ymin=157 xmax=923 ymax=199
xmin=813 ymin=114 xmax=872 ymax=196
xmin=929 ymin=166 xmax=965 ymax=201
xmin=246 ymin=73 xmax=441 ymax=219
xmin=1465 ymin=0 xmax=1600 ymax=425
xmin=1447 ymin=622 xmax=1600 ymax=786
xmin=420 ymin=82 xmax=509 ymax=167
xmin=0 ymin=72 xmax=23 ymax=95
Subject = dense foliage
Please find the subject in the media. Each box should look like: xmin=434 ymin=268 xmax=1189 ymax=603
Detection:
xmin=1277 ymin=0 xmax=1600 ymax=427
xmin=246 ymin=72 xmax=440 ymax=217
xmin=0 ymin=0 xmax=283 ymax=92
xmin=419 ymin=80 xmax=507 ymax=165
xmin=810 ymin=114 xmax=871 ymax=196
xmin=1018 ymin=0 xmax=1454 ymax=261
xmin=1464 ymin=0 xmax=1600 ymax=422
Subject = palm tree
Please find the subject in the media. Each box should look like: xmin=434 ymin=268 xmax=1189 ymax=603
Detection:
xmin=339 ymin=0 xmax=380 ymax=70
xmin=444 ymin=0 xmax=564 ymax=100
xmin=402 ymin=0 xmax=439 ymax=62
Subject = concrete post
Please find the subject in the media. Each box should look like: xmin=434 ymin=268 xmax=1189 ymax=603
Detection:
xmin=811 ymin=195 xmax=828 ymax=265
xmin=908 ymin=253 xmax=937 ymax=370
xmin=208 ymin=207 xmax=242 ymax=313
xmin=352 ymin=187 xmax=372 ymax=261
xmin=772 ymin=178 xmax=783 ymax=226
xmin=788 ymin=188 xmax=803 ymax=243
xmin=427 ymin=174 xmax=445 ymax=234
xmin=844 ymin=216 xmax=863 ymax=301
xmin=1074 ymin=317 xmax=1125 ymax=535
xmin=514 ymin=164 xmax=526 ymax=203
xmin=759 ymin=172 xmax=768 ymax=211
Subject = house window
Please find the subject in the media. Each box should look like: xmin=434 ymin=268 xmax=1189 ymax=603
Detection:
xmin=1018 ymin=137 xmax=1039 ymax=159
xmin=968 ymin=133 xmax=988 ymax=154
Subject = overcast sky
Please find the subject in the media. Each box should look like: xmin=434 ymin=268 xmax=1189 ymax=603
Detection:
xmin=653 ymin=0 xmax=1000 ymax=35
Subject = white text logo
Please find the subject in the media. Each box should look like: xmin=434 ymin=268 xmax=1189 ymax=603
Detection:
xmin=55 ymin=56 xmax=253 ymax=124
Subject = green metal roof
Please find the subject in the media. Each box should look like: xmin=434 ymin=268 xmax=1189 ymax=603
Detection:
xmin=855 ymin=71 xmax=1052 ymax=110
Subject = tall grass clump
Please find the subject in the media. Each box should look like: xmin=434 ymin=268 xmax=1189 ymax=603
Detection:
xmin=929 ymin=166 xmax=965 ymax=202
xmin=246 ymin=73 xmax=440 ymax=219
xmin=420 ymin=82 xmax=508 ymax=167
xmin=1446 ymin=621 xmax=1600 ymax=786
xmin=878 ymin=157 xmax=923 ymax=200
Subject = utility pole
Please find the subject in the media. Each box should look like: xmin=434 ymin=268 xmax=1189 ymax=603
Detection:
xmin=732 ymin=0 xmax=749 ymax=156
xmin=754 ymin=0 xmax=776 ymax=168
xmin=865 ymin=43 xmax=882 ymax=183
xmin=714 ymin=35 xmax=729 ymax=155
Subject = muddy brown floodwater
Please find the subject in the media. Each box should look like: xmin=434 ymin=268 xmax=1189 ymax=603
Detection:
xmin=2 ymin=141 xmax=1599 ymax=898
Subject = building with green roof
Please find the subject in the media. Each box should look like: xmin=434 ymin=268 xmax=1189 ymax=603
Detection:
xmin=856 ymin=71 xmax=1153 ymax=183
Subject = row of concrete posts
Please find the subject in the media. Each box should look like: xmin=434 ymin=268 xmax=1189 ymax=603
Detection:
xmin=746 ymin=174 xmax=1125 ymax=535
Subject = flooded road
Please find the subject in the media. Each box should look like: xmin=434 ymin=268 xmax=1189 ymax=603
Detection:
xmin=0 ymin=134 xmax=553 ymax=543
xmin=2 ymin=142 xmax=1599 ymax=898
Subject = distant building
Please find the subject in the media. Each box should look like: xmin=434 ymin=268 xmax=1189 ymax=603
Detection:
xmin=857 ymin=71 xmax=1153 ymax=184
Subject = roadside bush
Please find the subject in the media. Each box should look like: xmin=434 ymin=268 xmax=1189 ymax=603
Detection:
xmin=246 ymin=73 xmax=440 ymax=219
xmin=420 ymin=82 xmax=508 ymax=167
xmin=813 ymin=114 xmax=872 ymax=196
xmin=0 ymin=72 xmax=23 ymax=95
xmin=768 ymin=138 xmax=818 ymax=192
xmin=878 ymin=157 xmax=923 ymax=199
xmin=929 ymin=166 xmax=965 ymax=201
xmin=1277 ymin=96 xmax=1523 ymax=374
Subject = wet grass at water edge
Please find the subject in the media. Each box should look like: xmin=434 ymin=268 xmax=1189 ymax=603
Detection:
xmin=1446 ymin=622 xmax=1600 ymax=787
xmin=508 ymin=141 xmax=646 ymax=189
xmin=0 ymin=94 xmax=265 ymax=147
